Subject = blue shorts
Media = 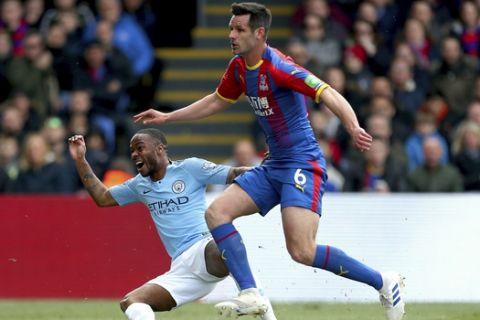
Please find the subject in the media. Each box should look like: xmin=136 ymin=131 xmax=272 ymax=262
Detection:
xmin=235 ymin=158 xmax=328 ymax=216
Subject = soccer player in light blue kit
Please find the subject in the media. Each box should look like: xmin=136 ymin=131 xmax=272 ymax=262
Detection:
xmin=68 ymin=128 xmax=277 ymax=320
xmin=134 ymin=3 xmax=405 ymax=320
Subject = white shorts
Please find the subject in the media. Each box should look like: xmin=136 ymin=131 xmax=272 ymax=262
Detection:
xmin=148 ymin=237 xmax=227 ymax=306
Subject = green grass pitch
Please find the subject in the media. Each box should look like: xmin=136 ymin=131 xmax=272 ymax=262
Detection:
xmin=0 ymin=300 xmax=479 ymax=320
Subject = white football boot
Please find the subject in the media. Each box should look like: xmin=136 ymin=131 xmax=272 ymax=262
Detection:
xmin=379 ymin=272 xmax=406 ymax=320
xmin=215 ymin=288 xmax=268 ymax=317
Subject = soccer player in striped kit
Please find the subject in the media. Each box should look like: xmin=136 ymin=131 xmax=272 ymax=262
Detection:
xmin=134 ymin=3 xmax=405 ymax=320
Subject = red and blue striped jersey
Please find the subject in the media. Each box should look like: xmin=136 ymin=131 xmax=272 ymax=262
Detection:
xmin=216 ymin=46 xmax=329 ymax=161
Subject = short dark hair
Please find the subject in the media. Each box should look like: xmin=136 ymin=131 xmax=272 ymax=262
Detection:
xmin=231 ymin=2 xmax=271 ymax=39
xmin=137 ymin=128 xmax=168 ymax=146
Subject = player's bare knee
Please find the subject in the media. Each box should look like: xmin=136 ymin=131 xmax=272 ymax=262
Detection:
xmin=287 ymin=246 xmax=315 ymax=265
xmin=119 ymin=296 xmax=131 ymax=312
xmin=205 ymin=203 xmax=229 ymax=228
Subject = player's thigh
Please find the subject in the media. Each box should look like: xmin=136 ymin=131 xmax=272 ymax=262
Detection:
xmin=229 ymin=167 xmax=280 ymax=216
xmin=121 ymin=283 xmax=176 ymax=312
xmin=147 ymin=237 xmax=225 ymax=308
xmin=208 ymin=183 xmax=260 ymax=221
xmin=277 ymin=160 xmax=327 ymax=215
xmin=204 ymin=239 xmax=228 ymax=278
xmin=281 ymin=206 xmax=320 ymax=247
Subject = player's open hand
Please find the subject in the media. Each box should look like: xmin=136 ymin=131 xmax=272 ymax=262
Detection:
xmin=68 ymin=135 xmax=87 ymax=160
xmin=352 ymin=127 xmax=372 ymax=152
xmin=133 ymin=108 xmax=168 ymax=125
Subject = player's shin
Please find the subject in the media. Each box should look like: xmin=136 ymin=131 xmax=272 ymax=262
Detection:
xmin=210 ymin=223 xmax=257 ymax=290
xmin=313 ymin=245 xmax=383 ymax=290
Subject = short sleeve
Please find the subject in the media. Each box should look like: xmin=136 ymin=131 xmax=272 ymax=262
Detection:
xmin=272 ymin=59 xmax=330 ymax=103
xmin=216 ymin=57 xmax=243 ymax=103
xmin=183 ymin=158 xmax=231 ymax=185
xmin=109 ymin=177 xmax=141 ymax=206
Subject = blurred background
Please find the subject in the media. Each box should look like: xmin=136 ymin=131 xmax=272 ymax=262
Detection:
xmin=0 ymin=0 xmax=480 ymax=194
xmin=1 ymin=0 xmax=480 ymax=306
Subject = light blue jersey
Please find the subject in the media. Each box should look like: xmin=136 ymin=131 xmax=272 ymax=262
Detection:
xmin=109 ymin=157 xmax=231 ymax=259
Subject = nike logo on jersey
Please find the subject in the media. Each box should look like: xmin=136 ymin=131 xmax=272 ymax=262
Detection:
xmin=143 ymin=189 xmax=152 ymax=194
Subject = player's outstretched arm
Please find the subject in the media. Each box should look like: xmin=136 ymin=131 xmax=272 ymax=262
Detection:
xmin=68 ymin=135 xmax=118 ymax=207
xmin=133 ymin=93 xmax=230 ymax=125
xmin=320 ymin=87 xmax=373 ymax=152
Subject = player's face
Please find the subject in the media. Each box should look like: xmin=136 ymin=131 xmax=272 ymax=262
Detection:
xmin=129 ymin=134 xmax=164 ymax=177
xmin=228 ymin=14 xmax=258 ymax=55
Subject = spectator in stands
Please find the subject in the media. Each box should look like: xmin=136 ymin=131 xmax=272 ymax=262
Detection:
xmin=407 ymin=135 xmax=463 ymax=192
xmin=64 ymin=89 xmax=116 ymax=154
xmin=45 ymin=20 xmax=78 ymax=97
xmin=102 ymin=155 xmax=135 ymax=188
xmin=299 ymin=13 xmax=341 ymax=74
xmin=419 ymin=94 xmax=451 ymax=141
xmin=369 ymin=75 xmax=393 ymax=99
xmin=0 ymin=30 xmax=13 ymax=103
xmin=210 ymin=139 xmax=262 ymax=193
xmin=39 ymin=0 xmax=95 ymax=35
xmin=393 ymin=40 xmax=432 ymax=94
xmin=0 ymin=105 xmax=27 ymax=144
xmin=85 ymin=0 xmax=157 ymax=110
xmin=448 ymin=0 xmax=480 ymax=58
xmin=24 ymin=0 xmax=45 ymax=29
xmin=343 ymin=35 xmax=374 ymax=108
xmin=451 ymin=120 xmax=480 ymax=191
xmin=73 ymin=39 xmax=132 ymax=115
xmin=400 ymin=18 xmax=439 ymax=70
xmin=291 ymin=0 xmax=348 ymax=43
xmin=0 ymin=134 xmax=20 ymax=185
xmin=365 ymin=112 xmax=408 ymax=166
xmin=347 ymin=18 xmax=391 ymax=76
xmin=431 ymin=36 xmax=477 ymax=120
xmin=467 ymin=99 xmax=480 ymax=126
xmin=10 ymin=91 xmax=42 ymax=132
xmin=94 ymin=20 xmax=136 ymax=89
xmin=122 ymin=0 xmax=156 ymax=44
xmin=388 ymin=57 xmax=427 ymax=116
xmin=408 ymin=0 xmax=447 ymax=48
xmin=343 ymin=138 xmax=408 ymax=192
xmin=405 ymin=111 xmax=449 ymax=171
xmin=84 ymin=0 xmax=153 ymax=78
xmin=41 ymin=116 xmax=69 ymax=164
xmin=285 ymin=38 xmax=322 ymax=76
xmin=0 ymin=0 xmax=29 ymax=57
xmin=357 ymin=0 xmax=400 ymax=49
xmin=9 ymin=132 xmax=75 ymax=193
xmin=5 ymin=30 xmax=60 ymax=121
xmin=317 ymin=136 xmax=344 ymax=192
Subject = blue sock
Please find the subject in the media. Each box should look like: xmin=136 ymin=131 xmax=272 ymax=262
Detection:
xmin=211 ymin=223 xmax=256 ymax=290
xmin=313 ymin=245 xmax=383 ymax=290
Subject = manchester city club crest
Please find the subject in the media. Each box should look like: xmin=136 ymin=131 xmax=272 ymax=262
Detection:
xmin=172 ymin=180 xmax=185 ymax=193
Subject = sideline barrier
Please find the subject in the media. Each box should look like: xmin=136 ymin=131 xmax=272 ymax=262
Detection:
xmin=0 ymin=195 xmax=169 ymax=298
xmin=1 ymin=193 xmax=479 ymax=302
xmin=204 ymin=193 xmax=480 ymax=303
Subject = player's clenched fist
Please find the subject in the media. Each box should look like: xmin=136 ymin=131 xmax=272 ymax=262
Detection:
xmin=68 ymin=135 xmax=87 ymax=160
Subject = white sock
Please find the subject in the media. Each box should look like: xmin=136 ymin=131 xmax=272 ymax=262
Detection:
xmin=124 ymin=302 xmax=155 ymax=320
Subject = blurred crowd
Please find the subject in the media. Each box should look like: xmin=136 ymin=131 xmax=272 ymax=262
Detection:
xmin=281 ymin=0 xmax=480 ymax=193
xmin=1 ymin=0 xmax=480 ymax=194
xmin=0 ymin=0 xmax=160 ymax=193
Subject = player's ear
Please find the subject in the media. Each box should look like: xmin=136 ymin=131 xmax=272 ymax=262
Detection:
xmin=255 ymin=26 xmax=265 ymax=39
